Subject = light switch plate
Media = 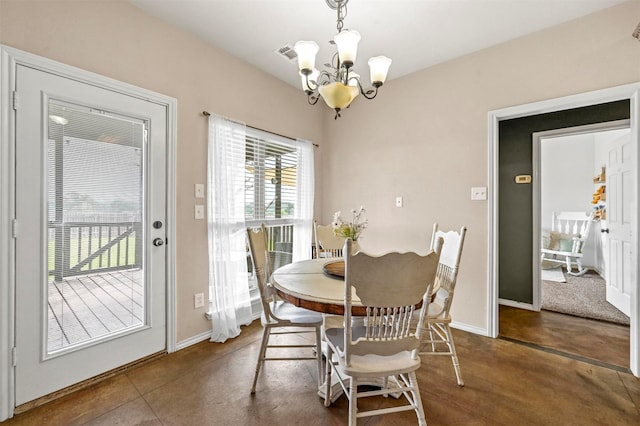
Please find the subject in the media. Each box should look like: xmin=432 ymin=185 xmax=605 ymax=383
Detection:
xmin=195 ymin=183 xmax=205 ymax=198
xmin=195 ymin=205 xmax=204 ymax=219
xmin=395 ymin=196 xmax=403 ymax=208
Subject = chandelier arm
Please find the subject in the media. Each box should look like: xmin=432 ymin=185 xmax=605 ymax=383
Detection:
xmin=316 ymin=70 xmax=332 ymax=85
xmin=360 ymin=86 xmax=379 ymax=100
xmin=303 ymin=72 xmax=318 ymax=92
xmin=352 ymin=78 xmax=380 ymax=100
xmin=307 ymin=94 xmax=320 ymax=106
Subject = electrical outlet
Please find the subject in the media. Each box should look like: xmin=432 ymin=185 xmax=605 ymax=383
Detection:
xmin=471 ymin=187 xmax=487 ymax=201
xmin=194 ymin=292 xmax=205 ymax=309
xmin=195 ymin=205 xmax=204 ymax=219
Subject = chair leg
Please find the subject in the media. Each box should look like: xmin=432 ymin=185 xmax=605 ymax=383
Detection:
xmin=444 ymin=324 xmax=464 ymax=387
xmin=324 ymin=346 xmax=334 ymax=407
xmin=565 ymin=256 xmax=572 ymax=274
xmin=251 ymin=326 xmax=270 ymax=394
xmin=408 ymin=371 xmax=427 ymax=426
xmin=348 ymin=377 xmax=358 ymax=426
xmin=315 ymin=326 xmax=323 ymax=389
xmin=571 ymin=258 xmax=588 ymax=276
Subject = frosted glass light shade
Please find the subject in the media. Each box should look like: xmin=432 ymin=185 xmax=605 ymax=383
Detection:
xmin=333 ymin=30 xmax=361 ymax=66
xmin=299 ymin=69 xmax=320 ymax=92
xmin=368 ymin=56 xmax=392 ymax=84
xmin=294 ymin=41 xmax=319 ymax=71
xmin=318 ymin=82 xmax=359 ymax=109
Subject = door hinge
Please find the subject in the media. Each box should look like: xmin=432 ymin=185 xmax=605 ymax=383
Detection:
xmin=11 ymin=219 xmax=18 ymax=238
xmin=12 ymin=347 xmax=17 ymax=367
xmin=12 ymin=91 xmax=18 ymax=110
xmin=143 ymin=128 xmax=148 ymax=144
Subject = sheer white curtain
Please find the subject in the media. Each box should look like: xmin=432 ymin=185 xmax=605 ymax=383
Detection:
xmin=207 ymin=114 xmax=252 ymax=343
xmin=292 ymin=139 xmax=315 ymax=261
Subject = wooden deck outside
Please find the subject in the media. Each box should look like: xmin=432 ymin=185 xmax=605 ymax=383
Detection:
xmin=47 ymin=269 xmax=143 ymax=352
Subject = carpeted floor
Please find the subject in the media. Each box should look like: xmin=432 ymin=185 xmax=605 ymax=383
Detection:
xmin=541 ymin=269 xmax=630 ymax=325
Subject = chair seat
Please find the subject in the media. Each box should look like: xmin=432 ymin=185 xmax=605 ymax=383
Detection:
xmin=268 ymin=301 xmax=323 ymax=325
xmin=325 ymin=327 xmax=421 ymax=378
xmin=541 ymin=248 xmax=584 ymax=257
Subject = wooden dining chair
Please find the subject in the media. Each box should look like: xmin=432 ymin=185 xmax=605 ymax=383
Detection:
xmin=313 ymin=220 xmax=344 ymax=258
xmin=323 ymin=238 xmax=441 ymax=425
xmin=418 ymin=223 xmax=467 ymax=386
xmin=246 ymin=225 xmax=323 ymax=394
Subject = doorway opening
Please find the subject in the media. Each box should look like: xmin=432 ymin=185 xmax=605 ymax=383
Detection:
xmin=534 ymin=123 xmax=631 ymax=328
xmin=499 ymin=122 xmax=633 ymax=370
xmin=488 ymin=83 xmax=640 ymax=377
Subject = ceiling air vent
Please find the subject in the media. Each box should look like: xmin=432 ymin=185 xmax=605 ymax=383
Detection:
xmin=275 ymin=44 xmax=297 ymax=63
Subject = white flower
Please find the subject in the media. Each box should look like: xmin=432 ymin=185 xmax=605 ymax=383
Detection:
xmin=332 ymin=207 xmax=367 ymax=241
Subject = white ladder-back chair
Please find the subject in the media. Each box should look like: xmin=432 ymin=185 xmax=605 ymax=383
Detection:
xmin=540 ymin=211 xmax=594 ymax=276
xmin=313 ymin=220 xmax=344 ymax=259
xmin=323 ymin=238 xmax=442 ymax=425
xmin=419 ymin=223 xmax=467 ymax=387
xmin=246 ymin=225 xmax=323 ymax=394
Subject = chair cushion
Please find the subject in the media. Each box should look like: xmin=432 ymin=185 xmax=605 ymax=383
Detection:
xmin=342 ymin=353 xmax=421 ymax=378
xmin=548 ymin=231 xmax=581 ymax=253
xmin=324 ymin=327 xmax=420 ymax=377
xmin=324 ymin=327 xmax=421 ymax=377
xmin=268 ymin=301 xmax=323 ymax=325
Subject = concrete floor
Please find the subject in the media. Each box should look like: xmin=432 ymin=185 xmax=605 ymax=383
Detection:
xmin=4 ymin=318 xmax=640 ymax=425
xmin=499 ymin=304 xmax=630 ymax=370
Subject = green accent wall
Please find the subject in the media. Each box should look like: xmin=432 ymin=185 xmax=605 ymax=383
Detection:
xmin=498 ymin=100 xmax=630 ymax=303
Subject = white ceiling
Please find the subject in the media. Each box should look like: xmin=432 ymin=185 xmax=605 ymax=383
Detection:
xmin=129 ymin=0 xmax=628 ymax=89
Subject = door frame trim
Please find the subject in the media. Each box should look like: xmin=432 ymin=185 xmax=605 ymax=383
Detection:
xmin=488 ymin=82 xmax=640 ymax=377
xmin=532 ymin=120 xmax=631 ymax=311
xmin=0 ymin=45 xmax=177 ymax=420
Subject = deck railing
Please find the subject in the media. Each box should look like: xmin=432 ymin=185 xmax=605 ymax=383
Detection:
xmin=247 ymin=222 xmax=295 ymax=285
xmin=48 ymin=221 xmax=142 ymax=280
xmin=48 ymin=221 xmax=295 ymax=282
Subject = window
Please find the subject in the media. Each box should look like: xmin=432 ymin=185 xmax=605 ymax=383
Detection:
xmin=243 ymin=127 xmax=314 ymax=292
xmin=244 ymin=128 xmax=298 ymax=225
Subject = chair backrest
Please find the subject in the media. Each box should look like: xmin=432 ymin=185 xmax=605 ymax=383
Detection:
xmin=342 ymin=239 xmax=441 ymax=364
xmin=551 ymin=211 xmax=593 ymax=245
xmin=313 ymin=220 xmax=344 ymax=258
xmin=246 ymin=225 xmax=276 ymax=319
xmin=429 ymin=223 xmax=467 ymax=318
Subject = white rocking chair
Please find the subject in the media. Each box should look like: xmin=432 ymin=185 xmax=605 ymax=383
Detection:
xmin=540 ymin=211 xmax=594 ymax=276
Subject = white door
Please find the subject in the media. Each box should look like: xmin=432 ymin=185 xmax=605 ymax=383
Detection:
xmin=604 ymin=131 xmax=634 ymax=316
xmin=14 ymin=65 xmax=167 ymax=404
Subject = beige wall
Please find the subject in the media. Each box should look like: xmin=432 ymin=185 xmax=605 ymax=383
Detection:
xmin=0 ymin=0 xmax=324 ymax=342
xmin=320 ymin=0 xmax=640 ymax=329
xmin=1 ymin=0 xmax=639 ymax=341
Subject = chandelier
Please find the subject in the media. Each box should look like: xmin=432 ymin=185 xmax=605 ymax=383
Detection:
xmin=294 ymin=0 xmax=392 ymax=119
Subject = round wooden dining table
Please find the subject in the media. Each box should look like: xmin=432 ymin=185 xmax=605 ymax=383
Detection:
xmin=270 ymin=258 xmax=367 ymax=315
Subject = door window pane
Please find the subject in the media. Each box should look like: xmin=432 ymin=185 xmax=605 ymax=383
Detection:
xmin=47 ymin=99 xmax=146 ymax=354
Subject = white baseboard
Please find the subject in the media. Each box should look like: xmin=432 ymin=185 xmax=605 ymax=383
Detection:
xmin=175 ymin=330 xmax=212 ymax=351
xmin=451 ymin=321 xmax=489 ymax=337
xmin=499 ymin=298 xmax=535 ymax=311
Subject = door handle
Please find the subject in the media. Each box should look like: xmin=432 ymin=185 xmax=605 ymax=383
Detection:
xmin=601 ymin=228 xmax=609 ymax=233
xmin=152 ymin=238 xmax=165 ymax=247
